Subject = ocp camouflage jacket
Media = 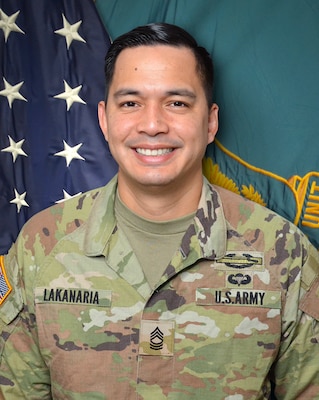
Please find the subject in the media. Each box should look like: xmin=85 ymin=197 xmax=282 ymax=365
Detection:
xmin=1 ymin=176 xmax=319 ymax=399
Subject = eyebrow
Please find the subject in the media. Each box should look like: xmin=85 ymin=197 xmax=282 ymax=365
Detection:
xmin=166 ymin=89 xmax=196 ymax=99
xmin=113 ymin=88 xmax=196 ymax=99
xmin=113 ymin=89 xmax=139 ymax=98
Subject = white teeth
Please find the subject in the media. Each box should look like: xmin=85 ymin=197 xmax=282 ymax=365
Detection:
xmin=136 ymin=148 xmax=173 ymax=156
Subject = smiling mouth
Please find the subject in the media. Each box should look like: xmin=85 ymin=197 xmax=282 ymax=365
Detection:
xmin=135 ymin=148 xmax=173 ymax=156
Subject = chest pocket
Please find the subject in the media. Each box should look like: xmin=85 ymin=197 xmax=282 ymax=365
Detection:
xmin=34 ymin=287 xmax=142 ymax=397
xmin=35 ymin=287 xmax=114 ymax=351
xmin=184 ymin=287 xmax=282 ymax=375
xmin=195 ymin=287 xmax=281 ymax=342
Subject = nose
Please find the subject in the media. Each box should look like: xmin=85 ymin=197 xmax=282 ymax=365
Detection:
xmin=137 ymin=102 xmax=169 ymax=136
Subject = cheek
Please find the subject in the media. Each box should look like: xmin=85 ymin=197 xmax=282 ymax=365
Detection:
xmin=104 ymin=119 xmax=120 ymax=146
xmin=184 ymin=120 xmax=210 ymax=146
xmin=107 ymin=115 xmax=134 ymax=141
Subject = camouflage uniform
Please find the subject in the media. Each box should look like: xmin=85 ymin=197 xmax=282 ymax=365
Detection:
xmin=0 ymin=175 xmax=319 ymax=399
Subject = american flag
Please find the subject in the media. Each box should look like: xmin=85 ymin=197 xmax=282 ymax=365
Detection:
xmin=0 ymin=255 xmax=11 ymax=302
xmin=0 ymin=0 xmax=118 ymax=254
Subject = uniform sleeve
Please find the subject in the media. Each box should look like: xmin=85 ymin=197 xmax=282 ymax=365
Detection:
xmin=0 ymin=251 xmax=51 ymax=399
xmin=273 ymin=238 xmax=319 ymax=399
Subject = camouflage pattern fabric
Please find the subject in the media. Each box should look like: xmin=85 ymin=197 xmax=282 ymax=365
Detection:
xmin=0 ymin=175 xmax=319 ymax=399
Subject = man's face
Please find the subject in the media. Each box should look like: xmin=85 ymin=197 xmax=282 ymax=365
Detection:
xmin=98 ymin=45 xmax=218 ymax=194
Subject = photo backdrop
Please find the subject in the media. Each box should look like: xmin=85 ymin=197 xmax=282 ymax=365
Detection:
xmin=1 ymin=0 xmax=319 ymax=253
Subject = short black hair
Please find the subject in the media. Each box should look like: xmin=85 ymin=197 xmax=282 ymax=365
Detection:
xmin=104 ymin=23 xmax=214 ymax=106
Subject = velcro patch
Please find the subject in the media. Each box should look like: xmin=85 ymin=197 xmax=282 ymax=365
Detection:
xmin=215 ymin=251 xmax=264 ymax=272
xmin=226 ymin=272 xmax=253 ymax=288
xmin=35 ymin=287 xmax=112 ymax=307
xmin=0 ymin=255 xmax=12 ymax=305
xmin=196 ymin=288 xmax=281 ymax=308
xmin=139 ymin=320 xmax=175 ymax=356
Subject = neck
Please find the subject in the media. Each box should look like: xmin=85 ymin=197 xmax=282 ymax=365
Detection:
xmin=117 ymin=175 xmax=203 ymax=221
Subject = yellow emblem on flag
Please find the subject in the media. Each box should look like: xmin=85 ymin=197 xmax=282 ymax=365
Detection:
xmin=0 ymin=256 xmax=12 ymax=305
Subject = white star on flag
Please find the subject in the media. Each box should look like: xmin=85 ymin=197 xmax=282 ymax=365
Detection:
xmin=1 ymin=135 xmax=28 ymax=162
xmin=54 ymin=80 xmax=86 ymax=111
xmin=0 ymin=9 xmax=24 ymax=42
xmin=54 ymin=14 xmax=86 ymax=49
xmin=10 ymin=189 xmax=29 ymax=213
xmin=54 ymin=140 xmax=85 ymax=167
xmin=0 ymin=78 xmax=27 ymax=108
xmin=55 ymin=190 xmax=82 ymax=203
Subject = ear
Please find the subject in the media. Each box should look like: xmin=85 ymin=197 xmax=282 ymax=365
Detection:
xmin=207 ymin=103 xmax=219 ymax=144
xmin=98 ymin=101 xmax=108 ymax=141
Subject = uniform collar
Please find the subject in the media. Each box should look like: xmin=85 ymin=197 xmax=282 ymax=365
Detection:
xmin=83 ymin=175 xmax=118 ymax=256
xmin=191 ymin=177 xmax=227 ymax=260
xmin=83 ymin=176 xmax=227 ymax=260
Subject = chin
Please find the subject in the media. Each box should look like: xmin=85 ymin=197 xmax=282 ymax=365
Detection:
xmin=133 ymin=174 xmax=175 ymax=188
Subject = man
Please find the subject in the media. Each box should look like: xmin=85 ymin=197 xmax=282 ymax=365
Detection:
xmin=0 ymin=23 xmax=319 ymax=399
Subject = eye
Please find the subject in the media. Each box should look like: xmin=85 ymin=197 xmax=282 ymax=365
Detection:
xmin=171 ymin=101 xmax=187 ymax=107
xmin=122 ymin=101 xmax=137 ymax=108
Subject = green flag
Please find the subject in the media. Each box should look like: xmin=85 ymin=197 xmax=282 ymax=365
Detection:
xmin=96 ymin=0 xmax=319 ymax=247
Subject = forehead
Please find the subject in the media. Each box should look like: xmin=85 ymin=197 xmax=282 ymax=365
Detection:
xmin=112 ymin=45 xmax=198 ymax=82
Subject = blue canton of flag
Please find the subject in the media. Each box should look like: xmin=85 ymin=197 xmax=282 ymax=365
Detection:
xmin=0 ymin=0 xmax=118 ymax=254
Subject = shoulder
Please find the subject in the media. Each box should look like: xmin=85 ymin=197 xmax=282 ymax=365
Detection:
xmin=212 ymin=183 xmax=294 ymax=231
xmin=212 ymin=183 xmax=267 ymax=212
xmin=210 ymin=182 xmax=314 ymax=265
xmin=13 ymin=174 xmax=118 ymax=264
xmin=19 ymin=186 xmax=103 ymax=256
xmin=209 ymin=184 xmax=319 ymax=321
xmin=0 ymin=183 xmax=112 ymax=323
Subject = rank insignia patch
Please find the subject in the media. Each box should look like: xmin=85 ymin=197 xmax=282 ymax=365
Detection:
xmin=0 ymin=256 xmax=12 ymax=305
xmin=139 ymin=320 xmax=175 ymax=356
